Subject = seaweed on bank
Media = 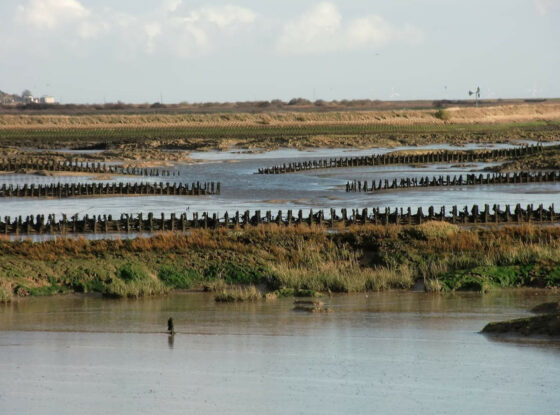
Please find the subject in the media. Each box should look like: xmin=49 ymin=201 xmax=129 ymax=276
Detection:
xmin=1 ymin=224 xmax=560 ymax=301
xmin=482 ymin=313 xmax=560 ymax=337
xmin=531 ymin=301 xmax=560 ymax=314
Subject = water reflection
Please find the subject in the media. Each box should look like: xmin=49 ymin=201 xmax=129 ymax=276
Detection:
xmin=0 ymin=290 xmax=559 ymax=415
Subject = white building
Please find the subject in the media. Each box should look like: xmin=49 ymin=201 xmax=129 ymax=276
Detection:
xmin=40 ymin=96 xmax=55 ymax=104
xmin=23 ymin=95 xmax=39 ymax=104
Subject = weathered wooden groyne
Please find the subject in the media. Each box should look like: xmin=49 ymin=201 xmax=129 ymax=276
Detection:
xmin=0 ymin=181 xmax=220 ymax=198
xmin=0 ymin=159 xmax=174 ymax=176
xmin=1 ymin=204 xmax=557 ymax=235
xmin=257 ymin=144 xmax=546 ymax=174
xmin=346 ymin=171 xmax=560 ymax=192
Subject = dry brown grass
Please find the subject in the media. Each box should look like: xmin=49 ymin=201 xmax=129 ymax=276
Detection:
xmin=215 ymin=285 xmax=261 ymax=302
xmin=0 ymin=279 xmax=13 ymax=302
xmin=2 ymin=223 xmax=560 ymax=300
xmin=1 ymin=103 xmax=558 ymax=130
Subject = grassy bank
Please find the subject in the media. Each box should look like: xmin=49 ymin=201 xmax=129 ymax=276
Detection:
xmin=0 ymin=122 xmax=558 ymax=154
xmin=1 ymin=223 xmax=560 ymax=303
xmin=2 ymin=103 xmax=559 ymax=128
xmin=0 ymin=104 xmax=558 ymax=150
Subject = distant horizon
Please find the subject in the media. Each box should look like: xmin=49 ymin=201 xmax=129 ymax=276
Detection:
xmin=1 ymin=89 xmax=558 ymax=107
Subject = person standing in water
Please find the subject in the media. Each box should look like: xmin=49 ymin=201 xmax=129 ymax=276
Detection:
xmin=167 ymin=317 xmax=175 ymax=335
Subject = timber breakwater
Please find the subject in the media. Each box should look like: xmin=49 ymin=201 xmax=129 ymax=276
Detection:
xmin=256 ymin=144 xmax=546 ymax=174
xmin=1 ymin=204 xmax=557 ymax=235
xmin=0 ymin=158 xmax=174 ymax=176
xmin=346 ymin=171 xmax=560 ymax=192
xmin=0 ymin=181 xmax=220 ymax=198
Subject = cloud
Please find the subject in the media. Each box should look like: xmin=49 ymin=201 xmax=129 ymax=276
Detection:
xmin=163 ymin=0 xmax=182 ymax=13
xmin=190 ymin=5 xmax=257 ymax=29
xmin=277 ymin=3 xmax=341 ymax=55
xmin=144 ymin=5 xmax=257 ymax=57
xmin=14 ymin=1 xmax=257 ymax=55
xmin=277 ymin=2 xmax=423 ymax=55
xmin=17 ymin=0 xmax=89 ymax=29
xmin=534 ymin=0 xmax=560 ymax=15
xmin=144 ymin=22 xmax=162 ymax=54
xmin=17 ymin=0 xmax=108 ymax=39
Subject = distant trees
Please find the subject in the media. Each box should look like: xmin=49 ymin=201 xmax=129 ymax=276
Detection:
xmin=288 ymin=98 xmax=311 ymax=106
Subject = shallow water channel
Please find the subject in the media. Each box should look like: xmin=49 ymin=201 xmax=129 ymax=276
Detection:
xmin=0 ymin=290 xmax=559 ymax=414
xmin=2 ymin=142 xmax=560 ymax=220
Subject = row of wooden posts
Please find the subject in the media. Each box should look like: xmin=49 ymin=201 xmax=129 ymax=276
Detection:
xmin=1 ymin=204 xmax=557 ymax=235
xmin=346 ymin=171 xmax=560 ymax=192
xmin=257 ymin=144 xmax=546 ymax=174
xmin=0 ymin=181 xmax=220 ymax=198
xmin=0 ymin=159 xmax=174 ymax=176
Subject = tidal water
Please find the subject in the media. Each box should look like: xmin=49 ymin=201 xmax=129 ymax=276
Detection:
xmin=1 ymin=143 xmax=559 ymax=219
xmin=0 ymin=290 xmax=559 ymax=415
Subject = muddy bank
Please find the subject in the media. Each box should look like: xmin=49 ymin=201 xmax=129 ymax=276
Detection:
xmin=488 ymin=147 xmax=560 ymax=172
xmin=482 ymin=313 xmax=560 ymax=337
xmin=0 ymin=144 xmax=194 ymax=169
xmin=531 ymin=301 xmax=560 ymax=314
xmin=482 ymin=301 xmax=560 ymax=337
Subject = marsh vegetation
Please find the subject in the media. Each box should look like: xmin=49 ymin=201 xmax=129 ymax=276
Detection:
xmin=1 ymin=222 xmax=560 ymax=303
xmin=0 ymin=104 xmax=558 ymax=152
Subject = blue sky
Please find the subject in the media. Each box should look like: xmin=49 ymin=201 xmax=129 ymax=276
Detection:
xmin=1 ymin=0 xmax=559 ymax=103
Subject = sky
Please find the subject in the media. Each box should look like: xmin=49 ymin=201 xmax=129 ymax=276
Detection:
xmin=0 ymin=0 xmax=559 ymax=103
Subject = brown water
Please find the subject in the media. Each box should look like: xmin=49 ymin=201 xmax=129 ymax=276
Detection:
xmin=0 ymin=290 xmax=559 ymax=414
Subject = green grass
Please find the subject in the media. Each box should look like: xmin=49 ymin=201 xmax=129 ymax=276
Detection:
xmin=158 ymin=265 xmax=200 ymax=289
xmin=116 ymin=263 xmax=149 ymax=282
xmin=0 ymin=121 xmax=558 ymax=149
xmin=205 ymin=262 xmax=270 ymax=285
xmin=1 ymin=224 xmax=560 ymax=301
xmin=438 ymin=265 xmax=534 ymax=292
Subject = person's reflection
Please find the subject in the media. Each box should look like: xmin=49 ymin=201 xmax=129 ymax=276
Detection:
xmin=168 ymin=334 xmax=175 ymax=349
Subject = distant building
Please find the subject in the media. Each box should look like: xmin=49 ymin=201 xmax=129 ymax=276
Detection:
xmin=1 ymin=96 xmax=15 ymax=105
xmin=0 ymin=90 xmax=56 ymax=105
xmin=23 ymin=95 xmax=39 ymax=104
